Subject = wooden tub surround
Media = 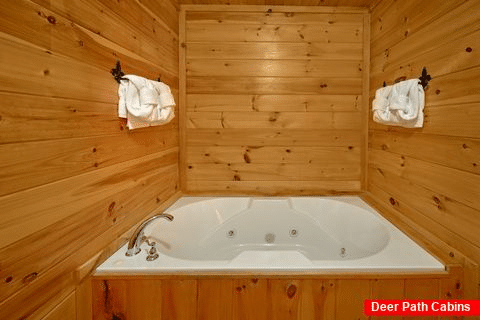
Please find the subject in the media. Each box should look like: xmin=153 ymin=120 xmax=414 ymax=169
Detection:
xmin=91 ymin=267 xmax=464 ymax=320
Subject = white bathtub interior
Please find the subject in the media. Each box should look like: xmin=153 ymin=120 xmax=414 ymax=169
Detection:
xmin=96 ymin=196 xmax=445 ymax=274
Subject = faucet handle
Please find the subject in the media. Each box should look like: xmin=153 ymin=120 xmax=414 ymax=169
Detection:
xmin=145 ymin=239 xmax=156 ymax=247
xmin=149 ymin=246 xmax=157 ymax=255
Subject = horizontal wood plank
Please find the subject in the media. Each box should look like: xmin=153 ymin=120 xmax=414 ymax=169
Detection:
xmin=187 ymin=111 xmax=362 ymax=129
xmin=186 ymin=11 xmax=364 ymax=25
xmin=186 ymin=180 xmax=362 ymax=194
xmin=187 ymin=77 xmax=363 ymax=95
xmin=187 ymin=146 xmax=359 ymax=164
xmin=186 ymin=23 xmax=363 ymax=43
xmin=187 ymin=59 xmax=363 ymax=78
xmin=187 ymin=94 xmax=361 ymax=112
xmin=187 ymin=162 xmax=361 ymax=181
xmin=186 ymin=129 xmax=361 ymax=146
xmin=186 ymin=41 xmax=363 ymax=60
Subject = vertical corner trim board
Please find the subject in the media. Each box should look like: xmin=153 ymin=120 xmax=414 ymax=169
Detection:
xmin=181 ymin=5 xmax=369 ymax=195
xmin=0 ymin=0 xmax=180 ymax=318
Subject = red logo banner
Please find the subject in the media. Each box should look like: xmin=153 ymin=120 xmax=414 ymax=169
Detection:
xmin=364 ymin=300 xmax=480 ymax=316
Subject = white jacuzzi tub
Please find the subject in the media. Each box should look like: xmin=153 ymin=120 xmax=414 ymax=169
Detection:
xmin=96 ymin=196 xmax=444 ymax=274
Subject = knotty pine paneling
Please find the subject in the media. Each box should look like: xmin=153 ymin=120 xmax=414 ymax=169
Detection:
xmin=179 ymin=0 xmax=376 ymax=6
xmin=91 ymin=271 xmax=463 ymax=320
xmin=366 ymin=0 xmax=480 ymax=297
xmin=182 ymin=6 xmax=368 ymax=194
xmin=0 ymin=0 xmax=179 ymax=318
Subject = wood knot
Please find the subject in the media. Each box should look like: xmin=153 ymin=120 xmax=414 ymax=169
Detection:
xmin=108 ymin=201 xmax=116 ymax=213
xmin=112 ymin=314 xmax=126 ymax=320
xmin=435 ymin=89 xmax=441 ymax=95
xmin=286 ymin=284 xmax=297 ymax=299
xmin=22 ymin=272 xmax=38 ymax=284
xmin=449 ymin=252 xmax=455 ymax=257
xmin=268 ymin=112 xmax=278 ymax=122
xmin=236 ymin=286 xmax=242 ymax=292
xmin=466 ymin=47 xmax=472 ymax=52
xmin=389 ymin=197 xmax=396 ymax=206
xmin=47 ymin=16 xmax=56 ymax=24
xmin=432 ymin=196 xmax=441 ymax=205
xmin=320 ymin=83 xmax=328 ymax=88
xmin=233 ymin=174 xmax=241 ymax=181
xmin=243 ymin=153 xmax=251 ymax=163
xmin=92 ymin=147 xmax=97 ymax=153
xmin=5 ymin=276 xmax=13 ymax=283
xmin=251 ymin=278 xmax=258 ymax=284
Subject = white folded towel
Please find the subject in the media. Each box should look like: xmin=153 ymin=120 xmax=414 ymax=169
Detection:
xmin=372 ymin=79 xmax=424 ymax=128
xmin=118 ymin=75 xmax=175 ymax=129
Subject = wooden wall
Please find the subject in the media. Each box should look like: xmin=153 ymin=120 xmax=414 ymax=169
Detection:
xmin=178 ymin=0 xmax=377 ymax=7
xmin=181 ymin=5 xmax=368 ymax=194
xmin=91 ymin=269 xmax=464 ymax=320
xmin=0 ymin=0 xmax=180 ymax=318
xmin=366 ymin=0 xmax=480 ymax=297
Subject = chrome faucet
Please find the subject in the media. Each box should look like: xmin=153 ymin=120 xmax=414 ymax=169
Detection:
xmin=125 ymin=213 xmax=174 ymax=256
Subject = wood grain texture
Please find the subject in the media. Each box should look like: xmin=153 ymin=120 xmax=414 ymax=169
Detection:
xmin=187 ymin=94 xmax=361 ymax=112
xmin=183 ymin=5 xmax=367 ymax=194
xmin=179 ymin=0 xmax=374 ymax=7
xmin=91 ymin=273 xmax=464 ymax=319
xmin=39 ymin=291 xmax=76 ymax=320
xmin=368 ymin=0 xmax=480 ymax=274
xmin=0 ymin=0 xmax=179 ymax=318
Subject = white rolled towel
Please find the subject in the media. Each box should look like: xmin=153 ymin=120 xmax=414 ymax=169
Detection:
xmin=372 ymin=79 xmax=424 ymax=128
xmin=118 ymin=75 xmax=175 ymax=129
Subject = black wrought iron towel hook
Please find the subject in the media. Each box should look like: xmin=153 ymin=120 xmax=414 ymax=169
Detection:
xmin=111 ymin=60 xmax=126 ymax=83
xmin=382 ymin=67 xmax=431 ymax=89
xmin=419 ymin=67 xmax=432 ymax=89
xmin=111 ymin=60 xmax=162 ymax=83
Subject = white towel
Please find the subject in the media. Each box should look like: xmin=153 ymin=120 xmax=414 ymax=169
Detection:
xmin=372 ymin=79 xmax=424 ymax=128
xmin=118 ymin=75 xmax=175 ymax=129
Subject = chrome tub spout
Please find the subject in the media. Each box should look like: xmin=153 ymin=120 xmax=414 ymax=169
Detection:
xmin=125 ymin=213 xmax=174 ymax=256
